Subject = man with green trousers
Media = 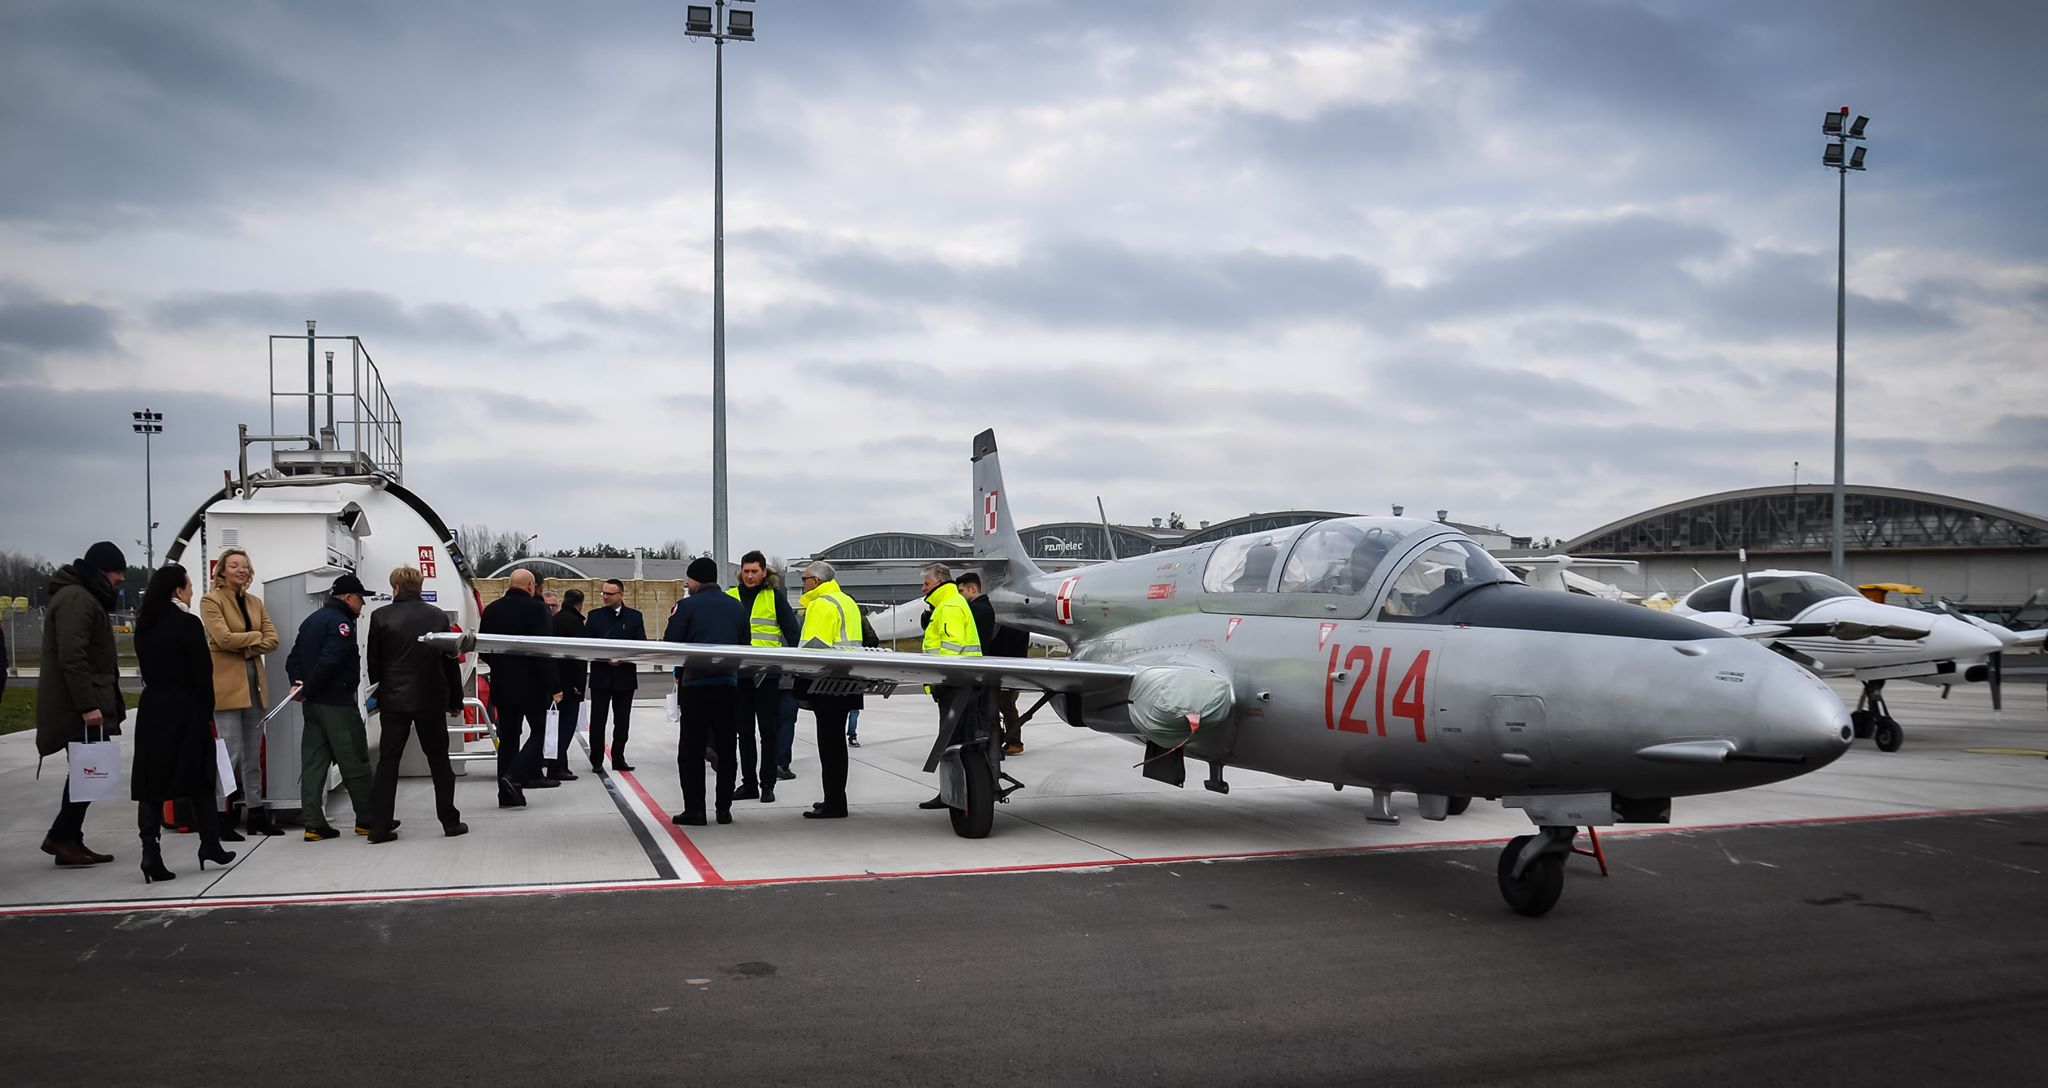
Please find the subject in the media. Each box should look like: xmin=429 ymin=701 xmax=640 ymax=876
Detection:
xmin=285 ymin=572 xmax=378 ymax=841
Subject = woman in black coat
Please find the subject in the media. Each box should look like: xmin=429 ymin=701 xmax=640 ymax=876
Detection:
xmin=132 ymin=565 xmax=237 ymax=883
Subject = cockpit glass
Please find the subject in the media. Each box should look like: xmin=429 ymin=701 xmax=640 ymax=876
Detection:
xmin=1684 ymin=580 xmax=1735 ymax=613
xmin=1742 ymin=573 xmax=1858 ymax=621
xmin=1378 ymin=539 xmax=1518 ymax=619
xmin=1278 ymin=521 xmax=1411 ymax=595
xmin=1200 ymin=527 xmax=1297 ymax=594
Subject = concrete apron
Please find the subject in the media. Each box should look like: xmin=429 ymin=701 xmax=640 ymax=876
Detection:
xmin=1 ymin=679 xmax=2043 ymax=916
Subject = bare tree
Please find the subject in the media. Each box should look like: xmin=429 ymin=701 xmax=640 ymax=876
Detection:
xmin=946 ymin=517 xmax=973 ymax=540
xmin=0 ymin=550 xmax=54 ymax=601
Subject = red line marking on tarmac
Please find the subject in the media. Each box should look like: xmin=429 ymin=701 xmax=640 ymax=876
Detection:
xmin=613 ymin=767 xmax=727 ymax=885
xmin=5 ymin=801 xmax=2043 ymax=919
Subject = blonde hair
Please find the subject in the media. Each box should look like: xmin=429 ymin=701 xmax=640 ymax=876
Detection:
xmin=213 ymin=547 xmax=254 ymax=589
xmin=389 ymin=565 xmax=424 ymax=595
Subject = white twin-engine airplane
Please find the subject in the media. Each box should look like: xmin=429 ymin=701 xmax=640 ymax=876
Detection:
xmin=1670 ymin=570 xmax=2009 ymax=751
xmin=429 ymin=432 xmax=1853 ymax=916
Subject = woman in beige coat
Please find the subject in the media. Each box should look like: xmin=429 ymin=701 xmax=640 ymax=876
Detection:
xmin=199 ymin=548 xmax=283 ymax=836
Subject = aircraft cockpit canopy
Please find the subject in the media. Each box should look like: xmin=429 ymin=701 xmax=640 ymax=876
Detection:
xmin=1685 ymin=572 xmax=1859 ymax=621
xmin=1378 ymin=538 xmax=1519 ymax=619
xmin=1277 ymin=520 xmax=1409 ymax=595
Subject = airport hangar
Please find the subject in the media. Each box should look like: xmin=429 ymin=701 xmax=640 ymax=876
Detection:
xmin=802 ymin=485 xmax=2048 ymax=618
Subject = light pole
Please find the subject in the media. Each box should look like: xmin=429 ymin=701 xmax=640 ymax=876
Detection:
xmin=685 ymin=1 xmax=756 ymax=578
xmin=131 ymin=408 xmax=164 ymax=569
xmin=1822 ymin=106 xmax=1869 ymax=581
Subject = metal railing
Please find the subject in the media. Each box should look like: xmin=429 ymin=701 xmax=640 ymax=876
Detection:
xmin=265 ymin=328 xmax=404 ymax=482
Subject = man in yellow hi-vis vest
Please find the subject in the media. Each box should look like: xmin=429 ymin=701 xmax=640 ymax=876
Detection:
xmin=726 ymin=550 xmax=799 ymax=803
xmin=916 ymin=562 xmax=983 ymax=812
xmin=796 ymin=560 xmax=865 ymax=819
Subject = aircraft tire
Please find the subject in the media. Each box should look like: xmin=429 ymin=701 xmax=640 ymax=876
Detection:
xmin=1497 ymin=835 xmax=1565 ymax=917
xmin=949 ymin=753 xmax=996 ymax=839
xmin=1849 ymin=709 xmax=1875 ymax=739
xmin=1446 ymin=796 xmax=1473 ymax=816
xmin=1872 ymin=717 xmax=1904 ymax=753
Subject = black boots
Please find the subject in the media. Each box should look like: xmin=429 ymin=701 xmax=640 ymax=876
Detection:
xmin=140 ymin=843 xmax=175 ymax=884
xmin=244 ymin=806 xmax=284 ymax=837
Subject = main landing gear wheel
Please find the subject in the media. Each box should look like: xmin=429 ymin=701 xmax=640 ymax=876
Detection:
xmin=1445 ymin=796 xmax=1473 ymax=816
xmin=1872 ymin=717 xmax=1904 ymax=753
xmin=949 ymin=751 xmax=996 ymax=839
xmin=1497 ymin=832 xmax=1568 ymax=917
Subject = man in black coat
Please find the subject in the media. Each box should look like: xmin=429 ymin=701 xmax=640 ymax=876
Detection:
xmin=662 ymin=558 xmax=748 ymax=825
xmin=584 ymin=578 xmax=645 ymax=773
xmin=960 ymin=571 xmax=1032 ymax=754
xmin=364 ymin=564 xmax=466 ymax=841
xmin=36 ymin=541 xmax=129 ymax=868
xmin=547 ymin=587 xmax=588 ymax=781
xmin=479 ymin=568 xmax=560 ymax=806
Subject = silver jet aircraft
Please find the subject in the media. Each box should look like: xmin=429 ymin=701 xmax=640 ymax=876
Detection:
xmin=431 ymin=431 xmax=1853 ymax=916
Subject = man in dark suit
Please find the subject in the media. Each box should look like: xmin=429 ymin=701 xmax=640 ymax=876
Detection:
xmin=547 ymin=587 xmax=588 ymax=781
xmin=662 ymin=558 xmax=748 ymax=825
xmin=479 ymin=568 xmax=560 ymax=807
xmin=584 ymin=578 xmax=645 ymax=772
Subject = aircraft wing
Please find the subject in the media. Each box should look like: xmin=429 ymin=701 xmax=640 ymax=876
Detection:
xmin=1681 ymin=612 xmax=1930 ymax=643
xmin=426 ymin=632 xmax=1134 ymax=696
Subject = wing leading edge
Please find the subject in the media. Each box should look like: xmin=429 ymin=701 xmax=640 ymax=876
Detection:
xmin=424 ymin=632 xmax=1135 ymax=697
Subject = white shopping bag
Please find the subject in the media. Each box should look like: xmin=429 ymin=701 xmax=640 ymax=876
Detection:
xmin=543 ymin=706 xmax=561 ymax=760
xmin=66 ymin=724 xmax=123 ymax=802
xmin=214 ymin=736 xmax=237 ymax=804
xmin=665 ymin=691 xmax=681 ymax=724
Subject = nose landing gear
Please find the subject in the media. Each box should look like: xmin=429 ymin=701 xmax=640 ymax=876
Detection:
xmin=1497 ymin=826 xmax=1578 ymax=917
xmin=1852 ymin=680 xmax=1903 ymax=752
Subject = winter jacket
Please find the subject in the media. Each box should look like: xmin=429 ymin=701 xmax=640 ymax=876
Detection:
xmin=553 ymin=606 xmax=588 ymax=697
xmin=585 ymin=603 xmax=646 ymax=691
xmin=285 ymin=598 xmax=362 ymax=707
xmin=35 ymin=562 xmax=126 ymax=758
xmin=662 ymin=586 xmax=748 ymax=686
xmin=479 ymin=587 xmax=558 ymax=708
xmin=199 ymin=585 xmax=278 ymax=710
xmin=131 ymin=609 xmax=218 ymax=803
xmin=367 ymin=591 xmax=464 ymax=716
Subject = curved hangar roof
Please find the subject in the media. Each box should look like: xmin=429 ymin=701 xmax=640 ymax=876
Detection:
xmin=1561 ymin=484 xmax=2048 ymax=555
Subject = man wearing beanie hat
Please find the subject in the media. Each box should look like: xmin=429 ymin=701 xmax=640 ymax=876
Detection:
xmin=661 ymin=558 xmax=749 ymax=825
xmin=284 ymin=572 xmax=379 ymax=840
xmin=35 ymin=542 xmax=130 ymax=868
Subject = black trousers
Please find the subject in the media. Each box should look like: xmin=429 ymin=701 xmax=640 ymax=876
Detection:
xmin=812 ymin=698 xmax=852 ymax=815
xmin=48 ymin=783 xmax=89 ymax=844
xmin=735 ymin=679 xmax=779 ymax=788
xmin=492 ymin=701 xmax=548 ymax=789
xmin=548 ymin=695 xmax=582 ymax=774
xmin=587 ymin=687 xmax=634 ymax=767
xmin=138 ymin=797 xmax=222 ymax=851
xmin=679 ymin=684 xmax=739 ymax=817
xmin=369 ymin=710 xmax=460 ymax=832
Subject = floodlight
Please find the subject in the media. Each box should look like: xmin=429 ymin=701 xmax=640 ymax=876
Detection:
xmin=1822 ymin=144 xmax=1844 ymax=167
xmin=1847 ymin=115 xmax=1868 ymax=139
xmin=686 ymin=5 xmax=714 ymax=33
xmin=1848 ymin=146 xmax=1866 ymax=170
xmin=726 ymin=8 xmax=753 ymax=38
xmin=1822 ymin=111 xmax=1844 ymax=136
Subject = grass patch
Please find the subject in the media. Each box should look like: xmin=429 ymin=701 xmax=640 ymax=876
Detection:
xmin=0 ymin=686 xmax=142 ymax=736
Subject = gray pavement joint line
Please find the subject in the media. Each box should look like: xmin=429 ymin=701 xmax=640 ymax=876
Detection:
xmin=583 ymin=733 xmax=681 ymax=881
xmin=195 ymin=831 xmax=270 ymax=899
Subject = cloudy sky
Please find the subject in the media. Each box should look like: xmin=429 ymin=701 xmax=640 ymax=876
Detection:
xmin=3 ymin=0 xmax=2044 ymax=568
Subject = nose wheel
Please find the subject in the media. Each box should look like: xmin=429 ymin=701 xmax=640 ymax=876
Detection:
xmin=1852 ymin=681 xmax=1904 ymax=752
xmin=1497 ymin=826 xmax=1576 ymax=916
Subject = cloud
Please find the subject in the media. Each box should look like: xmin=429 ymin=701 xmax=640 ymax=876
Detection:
xmin=0 ymin=283 xmax=121 ymax=376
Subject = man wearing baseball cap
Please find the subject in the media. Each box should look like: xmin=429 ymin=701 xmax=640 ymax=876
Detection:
xmin=285 ymin=572 xmax=379 ymax=840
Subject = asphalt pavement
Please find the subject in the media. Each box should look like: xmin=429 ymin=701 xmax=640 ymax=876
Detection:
xmin=4 ymin=809 xmax=2046 ymax=1087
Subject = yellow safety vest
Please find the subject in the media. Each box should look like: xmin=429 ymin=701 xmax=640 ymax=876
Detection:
xmin=798 ymin=579 xmax=864 ymax=650
xmin=922 ymin=582 xmax=982 ymax=658
xmin=726 ymin=584 xmax=787 ymax=648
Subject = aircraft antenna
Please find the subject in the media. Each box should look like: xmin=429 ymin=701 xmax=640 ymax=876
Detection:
xmin=1096 ymin=497 xmax=1120 ymax=561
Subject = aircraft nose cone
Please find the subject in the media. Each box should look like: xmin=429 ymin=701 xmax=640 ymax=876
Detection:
xmin=1936 ymin=616 xmax=2007 ymax=658
xmin=1760 ymin=662 xmax=1853 ymax=766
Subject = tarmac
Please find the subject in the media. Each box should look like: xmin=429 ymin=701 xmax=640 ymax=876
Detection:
xmin=2 ymin=679 xmax=2044 ymax=1083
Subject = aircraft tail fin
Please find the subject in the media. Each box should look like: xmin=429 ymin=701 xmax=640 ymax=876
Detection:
xmin=972 ymin=429 xmax=1044 ymax=582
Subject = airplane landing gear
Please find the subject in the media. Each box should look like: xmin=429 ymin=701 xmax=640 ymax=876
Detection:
xmin=928 ymin=687 xmax=1023 ymax=840
xmin=1497 ymin=826 xmax=1576 ymax=917
xmin=1852 ymin=680 xmax=1904 ymax=752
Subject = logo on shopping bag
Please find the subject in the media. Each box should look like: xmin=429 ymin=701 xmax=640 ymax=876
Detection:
xmin=80 ymin=765 xmax=110 ymax=780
